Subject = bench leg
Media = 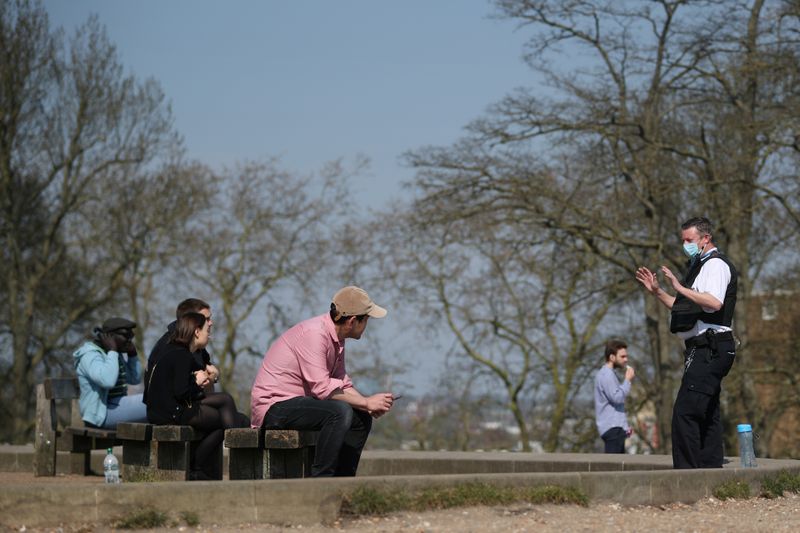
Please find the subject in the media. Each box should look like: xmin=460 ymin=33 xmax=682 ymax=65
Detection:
xmin=69 ymin=451 xmax=91 ymax=475
xmin=121 ymin=440 xmax=155 ymax=482
xmin=228 ymin=448 xmax=265 ymax=480
xmin=268 ymin=447 xmax=313 ymax=479
xmin=34 ymin=384 xmax=57 ymax=477
xmin=156 ymin=441 xmax=191 ymax=480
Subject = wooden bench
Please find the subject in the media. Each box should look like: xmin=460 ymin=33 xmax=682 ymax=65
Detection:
xmin=117 ymin=422 xmax=222 ymax=481
xmin=224 ymin=428 xmax=319 ymax=479
xmin=34 ymin=377 xmax=120 ymax=476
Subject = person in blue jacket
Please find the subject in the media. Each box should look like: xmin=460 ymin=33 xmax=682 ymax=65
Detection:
xmin=73 ymin=317 xmax=147 ymax=429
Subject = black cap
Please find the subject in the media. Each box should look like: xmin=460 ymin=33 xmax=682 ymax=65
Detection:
xmin=101 ymin=317 xmax=137 ymax=333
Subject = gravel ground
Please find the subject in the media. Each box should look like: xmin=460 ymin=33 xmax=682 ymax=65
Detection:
xmin=6 ymin=493 xmax=798 ymax=532
xmin=321 ymin=494 xmax=800 ymax=533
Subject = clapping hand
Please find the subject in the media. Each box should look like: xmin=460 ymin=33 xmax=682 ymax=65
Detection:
xmin=660 ymin=265 xmax=682 ymax=291
xmin=635 ymin=267 xmax=661 ymax=295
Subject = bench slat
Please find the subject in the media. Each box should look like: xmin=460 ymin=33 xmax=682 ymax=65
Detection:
xmin=117 ymin=422 xmax=153 ymax=441
xmin=224 ymin=428 xmax=319 ymax=449
xmin=264 ymin=429 xmax=318 ymax=449
xmin=43 ymin=378 xmax=80 ymax=400
xmin=153 ymin=425 xmax=198 ymax=441
xmin=63 ymin=426 xmax=117 ymax=440
xmin=224 ymin=428 xmax=260 ymax=448
xmin=56 ymin=430 xmax=117 ymax=453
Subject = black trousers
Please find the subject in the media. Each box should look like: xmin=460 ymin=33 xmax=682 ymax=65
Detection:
xmin=672 ymin=331 xmax=736 ymax=469
xmin=181 ymin=391 xmax=250 ymax=479
xmin=601 ymin=427 xmax=626 ymax=454
xmin=262 ymin=396 xmax=373 ymax=477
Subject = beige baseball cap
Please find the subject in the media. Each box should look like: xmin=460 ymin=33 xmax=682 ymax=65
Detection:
xmin=332 ymin=286 xmax=387 ymax=319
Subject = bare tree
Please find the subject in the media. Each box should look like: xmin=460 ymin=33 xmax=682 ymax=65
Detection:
xmin=100 ymin=158 xmax=217 ymax=360
xmin=0 ymin=2 xmax=179 ymax=441
xmin=404 ymin=0 xmax=800 ymax=453
xmin=180 ymin=159 xmax=357 ymax=405
xmin=366 ymin=202 xmax=629 ymax=451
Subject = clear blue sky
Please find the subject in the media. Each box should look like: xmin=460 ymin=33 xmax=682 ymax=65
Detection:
xmin=43 ymin=0 xmax=537 ymax=208
xmin=43 ymin=1 xmax=541 ymax=391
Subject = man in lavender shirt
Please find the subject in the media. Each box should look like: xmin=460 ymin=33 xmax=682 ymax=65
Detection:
xmin=594 ymin=339 xmax=635 ymax=453
xmin=250 ymin=286 xmax=395 ymax=477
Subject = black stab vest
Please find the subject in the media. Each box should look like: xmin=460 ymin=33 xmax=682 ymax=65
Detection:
xmin=676 ymin=250 xmax=738 ymax=328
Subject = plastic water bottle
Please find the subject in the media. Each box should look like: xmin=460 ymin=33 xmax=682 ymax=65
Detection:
xmin=737 ymin=424 xmax=757 ymax=468
xmin=103 ymin=447 xmax=120 ymax=483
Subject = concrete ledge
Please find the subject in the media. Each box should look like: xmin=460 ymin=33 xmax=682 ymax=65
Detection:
xmin=1 ymin=450 xmax=799 ymax=529
xmin=358 ymin=451 xmax=676 ymax=475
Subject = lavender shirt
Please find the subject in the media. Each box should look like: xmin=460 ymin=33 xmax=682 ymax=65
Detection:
xmin=594 ymin=366 xmax=631 ymax=437
xmin=250 ymin=313 xmax=353 ymax=428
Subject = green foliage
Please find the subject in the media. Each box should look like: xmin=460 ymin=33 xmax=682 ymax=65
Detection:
xmin=712 ymin=480 xmax=751 ymax=500
xmin=520 ymin=485 xmax=589 ymax=506
xmin=416 ymin=483 xmax=513 ymax=509
xmin=341 ymin=482 xmax=588 ymax=516
xmin=760 ymin=470 xmax=800 ymax=499
xmin=113 ymin=508 xmax=168 ymax=529
xmin=342 ymin=485 xmax=413 ymax=515
xmin=180 ymin=511 xmax=200 ymax=527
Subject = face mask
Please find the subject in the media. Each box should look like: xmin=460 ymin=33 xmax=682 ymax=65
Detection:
xmin=683 ymin=242 xmax=699 ymax=258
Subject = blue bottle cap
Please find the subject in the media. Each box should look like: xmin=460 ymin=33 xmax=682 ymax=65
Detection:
xmin=737 ymin=424 xmax=752 ymax=433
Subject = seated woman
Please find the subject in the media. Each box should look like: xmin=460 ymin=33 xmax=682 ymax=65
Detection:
xmin=73 ymin=317 xmax=148 ymax=429
xmin=144 ymin=311 xmax=248 ymax=480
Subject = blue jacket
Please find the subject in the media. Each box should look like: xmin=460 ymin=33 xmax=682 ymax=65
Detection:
xmin=73 ymin=340 xmax=142 ymax=427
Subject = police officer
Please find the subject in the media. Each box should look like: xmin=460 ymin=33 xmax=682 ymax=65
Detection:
xmin=635 ymin=216 xmax=737 ymax=468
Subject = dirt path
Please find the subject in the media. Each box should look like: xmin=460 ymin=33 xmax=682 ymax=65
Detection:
xmin=323 ymin=493 xmax=800 ymax=532
xmin=8 ymin=493 xmax=797 ymax=532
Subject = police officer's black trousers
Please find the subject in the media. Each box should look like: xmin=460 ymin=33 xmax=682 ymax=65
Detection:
xmin=671 ymin=331 xmax=736 ymax=469
xmin=672 ymin=384 xmax=723 ymax=468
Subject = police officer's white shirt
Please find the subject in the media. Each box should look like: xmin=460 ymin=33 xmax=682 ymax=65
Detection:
xmin=676 ymin=247 xmax=733 ymax=341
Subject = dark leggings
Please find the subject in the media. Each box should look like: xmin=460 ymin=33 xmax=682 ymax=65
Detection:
xmin=183 ymin=392 xmax=249 ymax=478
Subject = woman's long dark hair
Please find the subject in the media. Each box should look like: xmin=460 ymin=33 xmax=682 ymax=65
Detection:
xmin=170 ymin=312 xmax=206 ymax=348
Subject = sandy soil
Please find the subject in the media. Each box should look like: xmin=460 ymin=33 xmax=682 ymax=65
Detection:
xmin=4 ymin=492 xmax=798 ymax=532
xmin=321 ymin=494 xmax=800 ymax=533
xmin=3 ymin=471 xmax=798 ymax=532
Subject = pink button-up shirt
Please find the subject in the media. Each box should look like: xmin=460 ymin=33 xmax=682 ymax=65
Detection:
xmin=250 ymin=313 xmax=353 ymax=428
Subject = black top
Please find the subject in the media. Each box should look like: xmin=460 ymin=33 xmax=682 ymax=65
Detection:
xmin=143 ymin=321 xmax=211 ymax=404
xmin=144 ymin=341 xmax=204 ymax=425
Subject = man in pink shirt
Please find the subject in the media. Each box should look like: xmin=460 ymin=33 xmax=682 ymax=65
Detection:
xmin=250 ymin=286 xmax=395 ymax=477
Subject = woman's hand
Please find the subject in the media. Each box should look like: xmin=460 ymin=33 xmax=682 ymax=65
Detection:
xmin=205 ymin=364 xmax=220 ymax=383
xmin=193 ymin=370 xmax=210 ymax=387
